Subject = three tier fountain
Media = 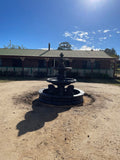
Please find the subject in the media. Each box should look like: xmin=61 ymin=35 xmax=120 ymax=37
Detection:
xmin=39 ymin=53 xmax=84 ymax=106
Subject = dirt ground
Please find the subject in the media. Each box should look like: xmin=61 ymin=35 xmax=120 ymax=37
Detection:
xmin=0 ymin=81 xmax=120 ymax=160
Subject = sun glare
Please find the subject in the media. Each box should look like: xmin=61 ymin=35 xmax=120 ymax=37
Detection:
xmin=87 ymin=0 xmax=106 ymax=8
xmin=90 ymin=0 xmax=101 ymax=3
xmin=90 ymin=0 xmax=105 ymax=4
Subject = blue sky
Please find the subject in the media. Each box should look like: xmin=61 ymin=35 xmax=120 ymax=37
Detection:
xmin=0 ymin=0 xmax=120 ymax=55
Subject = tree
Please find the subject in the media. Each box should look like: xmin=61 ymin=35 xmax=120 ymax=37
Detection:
xmin=57 ymin=42 xmax=72 ymax=50
xmin=3 ymin=41 xmax=26 ymax=49
xmin=104 ymin=48 xmax=119 ymax=58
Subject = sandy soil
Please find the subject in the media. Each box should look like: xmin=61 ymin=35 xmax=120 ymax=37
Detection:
xmin=0 ymin=81 xmax=120 ymax=160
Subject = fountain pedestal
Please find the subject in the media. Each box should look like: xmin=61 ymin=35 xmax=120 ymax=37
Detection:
xmin=39 ymin=53 xmax=84 ymax=106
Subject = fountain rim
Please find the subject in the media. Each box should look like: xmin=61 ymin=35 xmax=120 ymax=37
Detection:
xmin=47 ymin=77 xmax=77 ymax=83
xmin=39 ymin=88 xmax=84 ymax=98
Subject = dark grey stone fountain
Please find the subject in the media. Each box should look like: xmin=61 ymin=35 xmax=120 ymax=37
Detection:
xmin=39 ymin=53 xmax=84 ymax=106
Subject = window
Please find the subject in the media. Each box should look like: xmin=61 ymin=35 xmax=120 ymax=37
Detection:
xmin=82 ymin=60 xmax=87 ymax=69
xmin=12 ymin=59 xmax=22 ymax=67
xmin=95 ymin=61 xmax=100 ymax=69
xmin=82 ymin=60 xmax=91 ymax=69
xmin=39 ymin=60 xmax=46 ymax=67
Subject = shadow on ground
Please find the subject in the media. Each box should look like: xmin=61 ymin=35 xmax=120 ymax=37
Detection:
xmin=16 ymin=99 xmax=71 ymax=136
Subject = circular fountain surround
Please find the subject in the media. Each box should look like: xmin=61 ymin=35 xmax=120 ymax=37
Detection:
xmin=39 ymin=53 xmax=84 ymax=106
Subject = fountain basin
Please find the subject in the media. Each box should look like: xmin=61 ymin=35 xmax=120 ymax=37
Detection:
xmin=39 ymin=88 xmax=84 ymax=106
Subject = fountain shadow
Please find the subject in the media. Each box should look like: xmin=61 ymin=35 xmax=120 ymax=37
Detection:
xmin=16 ymin=99 xmax=71 ymax=136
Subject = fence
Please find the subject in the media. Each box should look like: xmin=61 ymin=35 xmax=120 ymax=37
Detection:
xmin=0 ymin=67 xmax=114 ymax=78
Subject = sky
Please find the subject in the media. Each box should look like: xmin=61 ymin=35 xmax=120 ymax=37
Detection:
xmin=0 ymin=0 xmax=120 ymax=55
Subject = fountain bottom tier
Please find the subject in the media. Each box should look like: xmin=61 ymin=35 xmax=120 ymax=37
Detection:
xmin=39 ymin=84 xmax=84 ymax=106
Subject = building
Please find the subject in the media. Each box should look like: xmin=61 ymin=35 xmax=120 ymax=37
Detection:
xmin=0 ymin=47 xmax=117 ymax=78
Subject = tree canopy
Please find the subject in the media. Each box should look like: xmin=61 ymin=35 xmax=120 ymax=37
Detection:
xmin=104 ymin=48 xmax=119 ymax=58
xmin=57 ymin=42 xmax=72 ymax=50
xmin=3 ymin=41 xmax=26 ymax=49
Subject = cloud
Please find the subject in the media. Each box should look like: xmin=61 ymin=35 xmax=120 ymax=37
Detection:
xmin=73 ymin=31 xmax=88 ymax=42
xmin=72 ymin=31 xmax=88 ymax=38
xmin=80 ymin=45 xmax=94 ymax=50
xmin=80 ymin=45 xmax=100 ymax=51
xmin=75 ymin=38 xmax=86 ymax=42
xmin=92 ymin=31 xmax=96 ymax=34
xmin=64 ymin=27 xmax=120 ymax=47
xmin=109 ymin=34 xmax=112 ymax=37
xmin=72 ymin=45 xmax=100 ymax=51
xmin=71 ymin=45 xmax=80 ymax=50
xmin=64 ymin=32 xmax=72 ymax=37
xmin=72 ymin=45 xmax=92 ymax=50
xmin=103 ymin=29 xmax=110 ymax=33
xmin=116 ymin=31 xmax=120 ymax=34
xmin=41 ymin=48 xmax=53 ymax=50
xmin=72 ymin=31 xmax=80 ymax=35
xmin=64 ymin=31 xmax=89 ymax=43
xmin=99 ymin=37 xmax=107 ymax=41
xmin=98 ymin=30 xmax=102 ymax=32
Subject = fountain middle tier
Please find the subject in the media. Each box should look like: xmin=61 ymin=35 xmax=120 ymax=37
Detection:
xmin=47 ymin=77 xmax=76 ymax=86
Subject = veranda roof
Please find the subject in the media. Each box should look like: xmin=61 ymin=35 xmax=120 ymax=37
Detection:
xmin=0 ymin=48 xmax=116 ymax=59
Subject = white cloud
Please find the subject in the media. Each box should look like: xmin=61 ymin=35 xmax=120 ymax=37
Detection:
xmin=64 ymin=32 xmax=72 ymax=37
xmin=99 ymin=37 xmax=107 ymax=41
xmin=80 ymin=45 xmax=100 ymax=51
xmin=109 ymin=34 xmax=112 ymax=37
xmin=72 ymin=31 xmax=80 ymax=35
xmin=41 ymin=48 xmax=48 ymax=50
xmin=116 ymin=31 xmax=120 ymax=34
xmin=64 ymin=27 xmax=120 ymax=46
xmin=64 ymin=31 xmax=89 ymax=43
xmin=72 ymin=45 xmax=92 ymax=50
xmin=80 ymin=45 xmax=93 ymax=50
xmin=72 ymin=31 xmax=88 ymax=38
xmin=41 ymin=48 xmax=53 ymax=50
xmin=92 ymin=31 xmax=96 ymax=34
xmin=103 ymin=29 xmax=110 ymax=33
xmin=98 ymin=30 xmax=102 ymax=32
xmin=72 ymin=44 xmax=101 ymax=51
xmin=71 ymin=45 xmax=80 ymax=50
xmin=75 ymin=38 xmax=86 ymax=42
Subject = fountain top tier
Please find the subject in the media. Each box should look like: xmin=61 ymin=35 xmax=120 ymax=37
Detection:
xmin=47 ymin=53 xmax=76 ymax=86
